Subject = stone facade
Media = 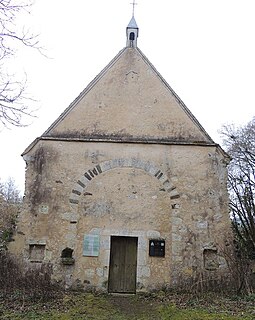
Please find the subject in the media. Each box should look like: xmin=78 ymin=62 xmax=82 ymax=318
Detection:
xmin=10 ymin=20 xmax=231 ymax=292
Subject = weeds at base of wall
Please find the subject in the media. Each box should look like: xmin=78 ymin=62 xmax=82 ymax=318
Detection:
xmin=220 ymin=239 xmax=255 ymax=295
xmin=165 ymin=267 xmax=254 ymax=297
xmin=0 ymin=250 xmax=61 ymax=302
xmin=167 ymin=272 xmax=237 ymax=296
xmin=161 ymin=238 xmax=255 ymax=296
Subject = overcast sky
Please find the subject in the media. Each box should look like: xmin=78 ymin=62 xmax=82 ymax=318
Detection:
xmin=1 ymin=0 xmax=255 ymax=193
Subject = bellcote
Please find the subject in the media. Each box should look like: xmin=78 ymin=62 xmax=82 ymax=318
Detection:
xmin=126 ymin=16 xmax=139 ymax=47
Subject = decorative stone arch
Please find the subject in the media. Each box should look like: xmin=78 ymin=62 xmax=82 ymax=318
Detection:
xmin=69 ymin=158 xmax=180 ymax=207
xmin=67 ymin=158 xmax=183 ymax=274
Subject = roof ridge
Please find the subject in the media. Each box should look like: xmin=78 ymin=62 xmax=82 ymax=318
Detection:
xmin=136 ymin=47 xmax=214 ymax=143
xmin=42 ymin=47 xmax=127 ymax=136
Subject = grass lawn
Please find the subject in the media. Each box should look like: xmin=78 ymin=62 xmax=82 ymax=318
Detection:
xmin=0 ymin=292 xmax=254 ymax=319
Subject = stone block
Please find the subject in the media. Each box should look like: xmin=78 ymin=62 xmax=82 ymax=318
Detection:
xmin=84 ymin=268 xmax=95 ymax=279
xmin=100 ymin=161 xmax=112 ymax=172
xmin=172 ymin=242 xmax=183 ymax=255
xmin=147 ymin=230 xmax=161 ymax=238
xmin=96 ymin=268 xmax=104 ymax=277
xmin=137 ymin=249 xmax=147 ymax=266
xmin=61 ymin=212 xmax=79 ymax=221
xmin=172 ymin=233 xmax=182 ymax=241
xmin=172 ymin=255 xmax=183 ymax=262
xmin=137 ymin=266 xmax=151 ymax=278
xmin=197 ymin=221 xmax=208 ymax=229
xmin=89 ymin=228 xmax=102 ymax=235
xmin=172 ymin=217 xmax=183 ymax=225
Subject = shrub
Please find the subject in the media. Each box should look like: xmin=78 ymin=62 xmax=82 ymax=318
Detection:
xmin=0 ymin=251 xmax=60 ymax=301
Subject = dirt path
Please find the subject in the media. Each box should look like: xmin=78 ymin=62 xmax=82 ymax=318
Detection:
xmin=108 ymin=294 xmax=160 ymax=319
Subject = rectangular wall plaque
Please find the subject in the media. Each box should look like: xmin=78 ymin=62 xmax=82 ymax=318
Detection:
xmin=83 ymin=234 xmax=100 ymax=257
xmin=149 ymin=239 xmax=165 ymax=257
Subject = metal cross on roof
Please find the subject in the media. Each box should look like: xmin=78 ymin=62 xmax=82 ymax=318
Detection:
xmin=130 ymin=0 xmax=138 ymax=17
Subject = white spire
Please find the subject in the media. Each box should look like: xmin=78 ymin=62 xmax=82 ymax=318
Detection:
xmin=126 ymin=16 xmax=139 ymax=47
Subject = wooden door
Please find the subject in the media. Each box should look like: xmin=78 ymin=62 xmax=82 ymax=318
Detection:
xmin=108 ymin=236 xmax=138 ymax=293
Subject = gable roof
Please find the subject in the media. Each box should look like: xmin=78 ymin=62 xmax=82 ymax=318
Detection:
xmin=22 ymin=47 xmax=217 ymax=156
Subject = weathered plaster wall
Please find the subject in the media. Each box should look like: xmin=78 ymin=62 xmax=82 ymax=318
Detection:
xmin=11 ymin=140 xmax=230 ymax=291
xmin=46 ymin=48 xmax=210 ymax=144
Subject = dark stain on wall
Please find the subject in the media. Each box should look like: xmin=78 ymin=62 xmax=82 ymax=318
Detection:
xmin=28 ymin=145 xmax=57 ymax=215
xmin=33 ymin=146 xmax=46 ymax=174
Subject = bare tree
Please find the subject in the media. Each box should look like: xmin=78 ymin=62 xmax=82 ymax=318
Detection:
xmin=221 ymin=117 xmax=255 ymax=259
xmin=0 ymin=177 xmax=21 ymax=249
xmin=0 ymin=0 xmax=40 ymax=128
xmin=1 ymin=176 xmax=21 ymax=203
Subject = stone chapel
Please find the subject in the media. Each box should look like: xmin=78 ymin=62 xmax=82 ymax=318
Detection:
xmin=10 ymin=15 xmax=231 ymax=293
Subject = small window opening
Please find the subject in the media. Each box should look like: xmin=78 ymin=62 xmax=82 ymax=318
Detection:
xmin=61 ymin=247 xmax=73 ymax=258
xmin=61 ymin=247 xmax=75 ymax=265
xmin=29 ymin=244 xmax=45 ymax=262
xmin=129 ymin=32 xmax=135 ymax=41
